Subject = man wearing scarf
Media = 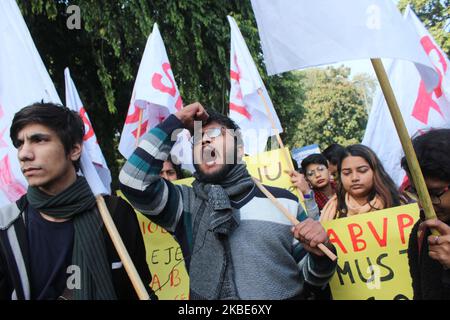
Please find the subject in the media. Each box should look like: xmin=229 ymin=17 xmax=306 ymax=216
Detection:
xmin=120 ymin=102 xmax=337 ymax=300
xmin=0 ymin=103 xmax=156 ymax=300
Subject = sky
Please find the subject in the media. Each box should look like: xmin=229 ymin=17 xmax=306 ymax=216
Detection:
xmin=323 ymin=0 xmax=400 ymax=78
xmin=330 ymin=59 xmax=375 ymax=78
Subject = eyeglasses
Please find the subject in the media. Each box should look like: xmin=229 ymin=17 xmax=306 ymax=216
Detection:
xmin=305 ymin=165 xmax=327 ymax=178
xmin=190 ymin=127 xmax=224 ymax=145
xmin=429 ymin=185 xmax=450 ymax=205
xmin=410 ymin=185 xmax=450 ymax=205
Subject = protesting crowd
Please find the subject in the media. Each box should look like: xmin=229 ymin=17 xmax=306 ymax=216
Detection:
xmin=1 ymin=100 xmax=449 ymax=300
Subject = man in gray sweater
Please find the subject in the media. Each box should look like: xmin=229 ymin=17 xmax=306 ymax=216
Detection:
xmin=120 ymin=102 xmax=337 ymax=299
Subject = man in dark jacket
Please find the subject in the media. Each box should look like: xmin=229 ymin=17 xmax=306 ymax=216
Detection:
xmin=0 ymin=102 xmax=156 ymax=300
xmin=401 ymin=128 xmax=450 ymax=299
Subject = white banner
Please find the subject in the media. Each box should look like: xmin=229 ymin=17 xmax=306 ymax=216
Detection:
xmin=0 ymin=0 xmax=62 ymax=206
xmin=362 ymin=6 xmax=450 ymax=186
xmin=228 ymin=16 xmax=282 ymax=155
xmin=65 ymin=68 xmax=112 ymax=195
xmin=118 ymin=23 xmax=193 ymax=171
xmin=250 ymin=0 xmax=438 ymax=91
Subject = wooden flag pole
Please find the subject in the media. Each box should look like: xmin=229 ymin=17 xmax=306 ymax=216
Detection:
xmin=96 ymin=195 xmax=151 ymax=300
xmin=252 ymin=177 xmax=337 ymax=261
xmin=135 ymin=108 xmax=144 ymax=147
xmin=371 ymin=58 xmax=439 ymax=235
xmin=257 ymin=89 xmax=305 ymax=201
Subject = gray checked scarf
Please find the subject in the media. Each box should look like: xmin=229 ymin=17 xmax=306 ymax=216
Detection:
xmin=188 ymin=164 xmax=254 ymax=300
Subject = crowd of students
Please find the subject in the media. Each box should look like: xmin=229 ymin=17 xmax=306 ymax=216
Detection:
xmin=0 ymin=101 xmax=449 ymax=300
xmin=287 ymin=134 xmax=450 ymax=299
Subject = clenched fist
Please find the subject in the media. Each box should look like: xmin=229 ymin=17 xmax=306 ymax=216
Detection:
xmin=175 ymin=102 xmax=209 ymax=133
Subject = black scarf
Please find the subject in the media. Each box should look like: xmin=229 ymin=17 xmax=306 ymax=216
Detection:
xmin=188 ymin=164 xmax=254 ymax=299
xmin=27 ymin=176 xmax=117 ymax=300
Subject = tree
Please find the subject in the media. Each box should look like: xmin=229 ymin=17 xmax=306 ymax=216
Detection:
xmin=17 ymin=0 xmax=306 ymax=188
xmin=398 ymin=0 xmax=450 ymax=56
xmin=292 ymin=66 xmax=369 ymax=150
xmin=352 ymin=73 xmax=377 ymax=114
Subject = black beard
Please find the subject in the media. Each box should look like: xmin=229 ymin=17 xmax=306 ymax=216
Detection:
xmin=194 ymin=163 xmax=233 ymax=183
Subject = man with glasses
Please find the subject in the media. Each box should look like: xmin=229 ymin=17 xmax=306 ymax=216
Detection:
xmin=119 ymin=102 xmax=336 ymax=300
xmin=401 ymin=128 xmax=450 ymax=300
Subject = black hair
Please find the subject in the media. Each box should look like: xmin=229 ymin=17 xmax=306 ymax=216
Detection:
xmin=167 ymin=154 xmax=184 ymax=180
xmin=323 ymin=143 xmax=346 ymax=165
xmin=401 ymin=128 xmax=450 ymax=182
xmin=291 ymin=156 xmax=300 ymax=173
xmin=203 ymin=111 xmax=239 ymax=130
xmin=336 ymin=144 xmax=400 ymax=216
xmin=202 ymin=110 xmax=243 ymax=148
xmin=10 ymin=102 xmax=85 ymax=171
xmin=301 ymin=153 xmax=328 ymax=173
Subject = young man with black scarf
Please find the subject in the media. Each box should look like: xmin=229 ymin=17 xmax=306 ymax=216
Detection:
xmin=0 ymin=103 xmax=156 ymax=300
xmin=120 ymin=102 xmax=337 ymax=300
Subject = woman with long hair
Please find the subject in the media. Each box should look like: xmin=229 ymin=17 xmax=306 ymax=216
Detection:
xmin=320 ymin=144 xmax=401 ymax=222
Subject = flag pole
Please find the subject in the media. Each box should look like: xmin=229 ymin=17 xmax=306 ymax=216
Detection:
xmin=370 ymin=58 xmax=439 ymax=235
xmin=257 ymin=89 xmax=305 ymax=201
xmin=252 ymin=177 xmax=337 ymax=261
xmin=95 ymin=195 xmax=151 ymax=300
xmin=135 ymin=108 xmax=143 ymax=147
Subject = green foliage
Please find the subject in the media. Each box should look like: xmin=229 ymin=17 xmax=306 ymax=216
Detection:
xmin=398 ymin=0 xmax=450 ymax=56
xmin=352 ymin=73 xmax=377 ymax=114
xmin=292 ymin=67 xmax=369 ymax=150
xmin=15 ymin=0 xmax=446 ymax=188
xmin=16 ymin=0 xmax=306 ymax=188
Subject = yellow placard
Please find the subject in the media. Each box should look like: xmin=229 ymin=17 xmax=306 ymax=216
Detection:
xmin=117 ymin=190 xmax=190 ymax=300
xmin=244 ymin=147 xmax=302 ymax=200
xmin=173 ymin=177 xmax=194 ymax=186
xmin=321 ymin=203 xmax=420 ymax=300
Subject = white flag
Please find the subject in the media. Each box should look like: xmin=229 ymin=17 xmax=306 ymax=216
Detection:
xmin=362 ymin=6 xmax=450 ymax=186
xmin=228 ymin=16 xmax=282 ymax=155
xmin=0 ymin=0 xmax=63 ymax=206
xmin=250 ymin=0 xmax=438 ymax=90
xmin=119 ymin=23 xmax=193 ymax=170
xmin=64 ymin=68 xmax=112 ymax=195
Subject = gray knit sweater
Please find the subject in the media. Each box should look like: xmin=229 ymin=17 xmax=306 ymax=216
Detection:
xmin=119 ymin=115 xmax=336 ymax=299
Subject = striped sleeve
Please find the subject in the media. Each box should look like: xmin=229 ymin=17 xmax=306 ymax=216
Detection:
xmin=303 ymin=197 xmax=319 ymax=219
xmin=290 ymin=192 xmax=336 ymax=285
xmin=299 ymin=247 xmax=337 ymax=288
xmin=119 ymin=114 xmax=185 ymax=232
